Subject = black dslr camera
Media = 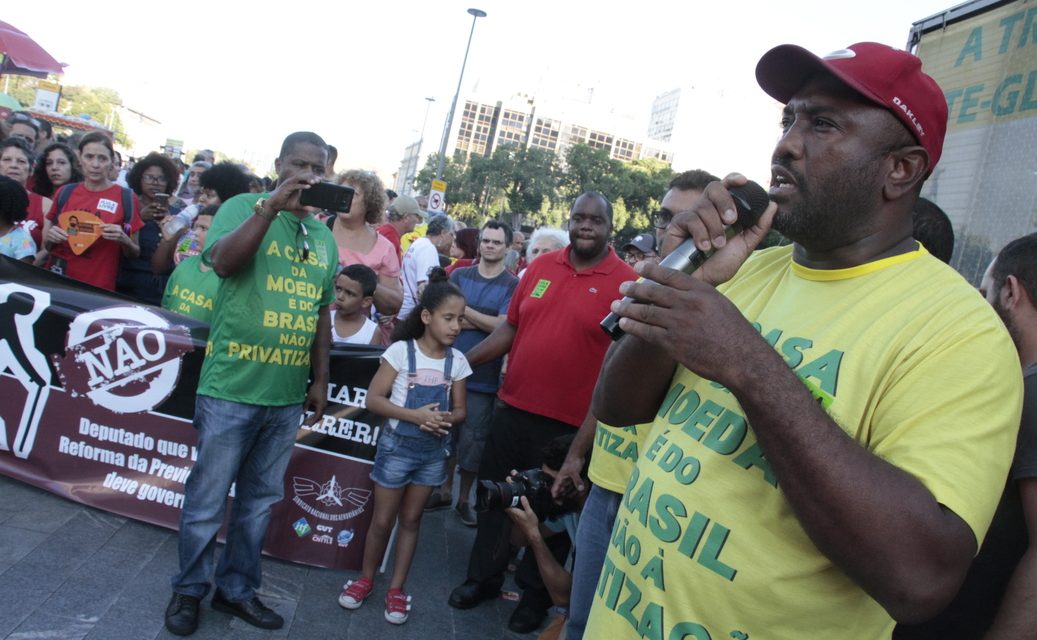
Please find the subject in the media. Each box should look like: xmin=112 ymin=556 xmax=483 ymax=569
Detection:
xmin=475 ymin=468 xmax=555 ymax=520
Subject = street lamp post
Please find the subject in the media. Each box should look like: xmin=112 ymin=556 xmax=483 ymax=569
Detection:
xmin=418 ymin=96 xmax=435 ymax=158
xmin=407 ymin=97 xmax=436 ymax=194
xmin=435 ymin=8 xmax=486 ymax=182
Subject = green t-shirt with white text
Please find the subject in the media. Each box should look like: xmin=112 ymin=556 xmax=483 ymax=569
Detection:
xmin=198 ymin=193 xmax=337 ymax=406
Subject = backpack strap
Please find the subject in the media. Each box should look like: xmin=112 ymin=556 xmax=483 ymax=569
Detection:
xmin=48 ymin=183 xmax=134 ymax=229
xmin=120 ymin=186 xmax=134 ymax=229
xmin=52 ymin=182 xmax=80 ymax=219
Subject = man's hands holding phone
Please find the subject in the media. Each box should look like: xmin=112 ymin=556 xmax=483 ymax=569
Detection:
xmin=264 ymin=175 xmax=322 ymax=216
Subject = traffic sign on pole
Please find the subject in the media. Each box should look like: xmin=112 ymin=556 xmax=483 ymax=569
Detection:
xmin=429 ymin=179 xmax=447 ymax=214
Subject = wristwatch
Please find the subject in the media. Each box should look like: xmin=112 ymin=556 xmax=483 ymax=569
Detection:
xmin=253 ymin=198 xmax=276 ymax=221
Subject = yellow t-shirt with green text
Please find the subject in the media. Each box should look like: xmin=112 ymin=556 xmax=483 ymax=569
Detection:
xmin=585 ymin=244 xmax=1023 ymax=640
xmin=590 ymin=421 xmax=650 ymax=494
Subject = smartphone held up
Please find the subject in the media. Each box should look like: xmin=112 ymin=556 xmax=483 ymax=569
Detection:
xmin=300 ymin=181 xmax=355 ymax=213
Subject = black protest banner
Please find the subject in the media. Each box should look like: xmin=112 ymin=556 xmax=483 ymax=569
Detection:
xmin=0 ymin=256 xmax=385 ymax=570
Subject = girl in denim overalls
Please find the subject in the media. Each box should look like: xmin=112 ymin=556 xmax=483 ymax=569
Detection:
xmin=339 ymin=269 xmax=471 ymax=624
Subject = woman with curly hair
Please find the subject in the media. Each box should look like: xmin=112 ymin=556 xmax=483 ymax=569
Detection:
xmin=31 ymin=142 xmax=82 ymax=199
xmin=328 ymin=170 xmax=403 ymax=333
xmin=117 ymin=152 xmax=184 ymax=304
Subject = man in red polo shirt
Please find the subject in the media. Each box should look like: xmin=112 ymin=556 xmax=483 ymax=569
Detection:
xmin=447 ymin=191 xmax=637 ymax=633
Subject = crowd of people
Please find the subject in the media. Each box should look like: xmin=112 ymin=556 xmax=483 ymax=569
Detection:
xmin=0 ymin=113 xmax=272 ymax=292
xmin=1 ymin=37 xmax=1036 ymax=640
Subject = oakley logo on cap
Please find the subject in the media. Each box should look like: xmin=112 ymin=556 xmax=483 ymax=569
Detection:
xmin=893 ymin=96 xmax=925 ymax=137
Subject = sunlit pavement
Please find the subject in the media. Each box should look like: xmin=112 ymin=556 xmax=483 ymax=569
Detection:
xmin=0 ymin=474 xmax=542 ymax=639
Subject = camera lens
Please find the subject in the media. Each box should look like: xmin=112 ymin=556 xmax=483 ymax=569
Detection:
xmin=475 ymin=479 xmax=517 ymax=512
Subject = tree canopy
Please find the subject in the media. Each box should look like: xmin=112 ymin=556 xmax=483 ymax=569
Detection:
xmin=414 ymin=142 xmax=675 ymax=239
xmin=5 ymin=76 xmax=131 ymax=147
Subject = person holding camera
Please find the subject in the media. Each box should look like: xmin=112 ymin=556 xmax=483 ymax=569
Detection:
xmin=503 ymin=434 xmax=590 ymax=640
xmin=449 ymin=192 xmax=635 ymax=635
xmin=164 ymin=132 xmax=336 ymax=636
xmin=117 ymin=152 xmax=184 ymax=304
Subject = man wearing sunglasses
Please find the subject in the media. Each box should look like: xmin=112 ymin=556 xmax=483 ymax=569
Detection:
xmin=651 ymin=169 xmax=719 ymax=249
xmin=165 ymin=132 xmax=337 ymax=636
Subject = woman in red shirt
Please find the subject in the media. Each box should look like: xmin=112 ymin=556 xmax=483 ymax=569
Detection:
xmin=42 ymin=132 xmax=142 ymax=291
xmin=0 ymin=137 xmax=51 ymax=260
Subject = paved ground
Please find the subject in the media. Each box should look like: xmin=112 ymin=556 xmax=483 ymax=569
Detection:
xmin=0 ymin=474 xmax=544 ymax=640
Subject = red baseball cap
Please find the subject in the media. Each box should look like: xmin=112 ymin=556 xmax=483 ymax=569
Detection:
xmin=756 ymin=42 xmax=948 ymax=172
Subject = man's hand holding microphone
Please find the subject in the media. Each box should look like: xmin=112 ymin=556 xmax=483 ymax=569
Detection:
xmin=599 ymin=174 xmax=777 ymax=391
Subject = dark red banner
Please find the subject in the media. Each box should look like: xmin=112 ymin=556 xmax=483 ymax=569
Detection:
xmin=0 ymin=255 xmax=386 ymax=570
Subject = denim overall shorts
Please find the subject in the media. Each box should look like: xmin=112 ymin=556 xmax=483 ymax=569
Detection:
xmin=370 ymin=340 xmax=453 ymax=489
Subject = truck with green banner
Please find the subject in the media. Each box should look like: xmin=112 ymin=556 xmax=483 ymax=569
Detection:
xmin=909 ymin=0 xmax=1037 ymax=283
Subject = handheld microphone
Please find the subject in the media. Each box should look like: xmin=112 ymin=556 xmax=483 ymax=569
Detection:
xmin=600 ymin=181 xmax=770 ymax=340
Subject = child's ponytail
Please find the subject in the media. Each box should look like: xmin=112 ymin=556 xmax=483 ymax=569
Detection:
xmin=391 ymin=267 xmax=465 ymax=342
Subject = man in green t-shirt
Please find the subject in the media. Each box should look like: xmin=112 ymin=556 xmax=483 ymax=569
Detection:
xmin=165 ymin=132 xmax=337 ymax=636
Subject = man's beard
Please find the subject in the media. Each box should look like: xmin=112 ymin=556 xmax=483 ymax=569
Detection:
xmin=570 ymin=235 xmax=605 ymax=260
xmin=771 ymin=156 xmax=881 ymax=251
xmin=993 ymin=298 xmax=1021 ymax=350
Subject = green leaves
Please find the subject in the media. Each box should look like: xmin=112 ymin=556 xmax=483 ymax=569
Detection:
xmin=415 ymin=143 xmax=674 ymax=236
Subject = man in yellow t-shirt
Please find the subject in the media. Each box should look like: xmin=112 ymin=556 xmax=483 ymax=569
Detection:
xmin=557 ymin=168 xmax=719 ymax=640
xmin=587 ymin=42 xmax=1023 ymax=640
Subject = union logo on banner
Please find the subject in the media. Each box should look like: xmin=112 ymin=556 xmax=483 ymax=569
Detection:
xmin=52 ymin=306 xmax=194 ymax=414
xmin=292 ymin=474 xmax=371 ymax=522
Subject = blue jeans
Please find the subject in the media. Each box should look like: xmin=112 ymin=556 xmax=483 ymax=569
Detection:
xmin=370 ymin=428 xmax=449 ymax=488
xmin=566 ymin=484 xmax=622 ymax=640
xmin=171 ymin=395 xmax=302 ymax=601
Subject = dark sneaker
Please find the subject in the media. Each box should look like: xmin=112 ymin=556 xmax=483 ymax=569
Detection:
xmin=455 ymin=502 xmax=477 ymax=527
xmin=211 ymin=591 xmax=284 ymax=630
xmin=508 ymin=604 xmax=547 ymax=634
xmin=448 ymin=580 xmax=498 ymax=609
xmin=424 ymin=491 xmax=452 ymax=512
xmin=164 ymin=592 xmax=200 ymax=636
